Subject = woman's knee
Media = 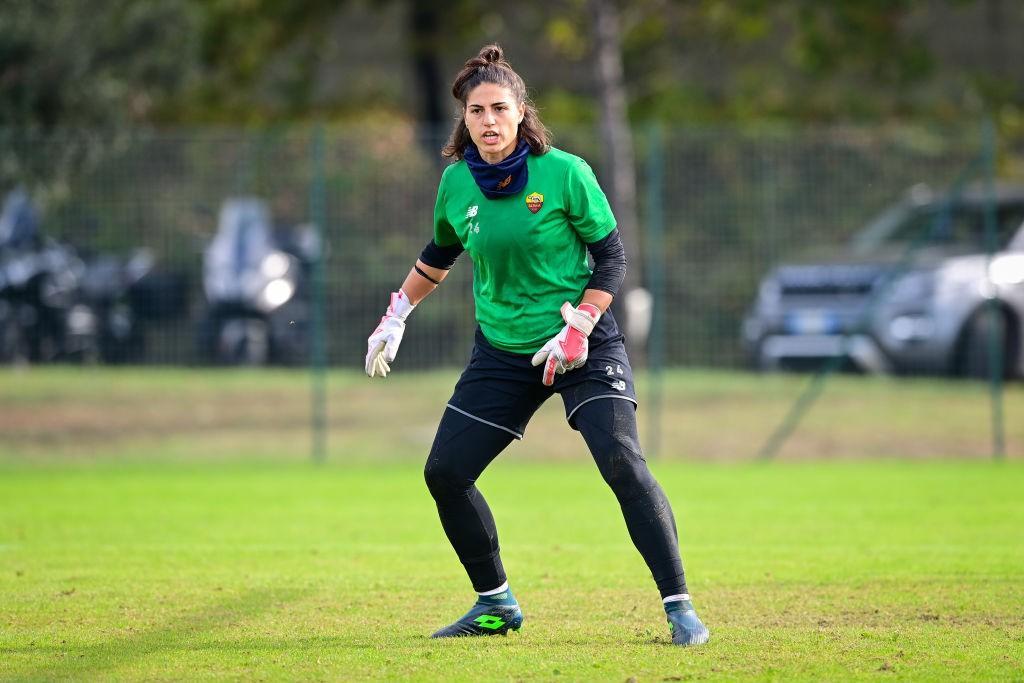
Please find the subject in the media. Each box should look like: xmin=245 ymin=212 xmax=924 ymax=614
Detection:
xmin=424 ymin=410 xmax=513 ymax=499
xmin=602 ymin=446 xmax=656 ymax=500
xmin=575 ymin=400 xmax=652 ymax=492
xmin=580 ymin=420 xmax=654 ymax=498
xmin=423 ymin=452 xmax=468 ymax=499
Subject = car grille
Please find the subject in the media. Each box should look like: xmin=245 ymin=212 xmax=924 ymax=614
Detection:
xmin=776 ymin=264 xmax=888 ymax=296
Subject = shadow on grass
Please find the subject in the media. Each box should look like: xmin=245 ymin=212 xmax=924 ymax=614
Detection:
xmin=3 ymin=587 xmax=312 ymax=679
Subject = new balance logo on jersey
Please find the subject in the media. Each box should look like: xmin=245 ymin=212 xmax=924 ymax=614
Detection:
xmin=466 ymin=205 xmax=479 ymax=218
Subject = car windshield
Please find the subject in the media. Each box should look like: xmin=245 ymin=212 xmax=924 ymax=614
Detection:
xmin=851 ymin=201 xmax=1024 ymax=255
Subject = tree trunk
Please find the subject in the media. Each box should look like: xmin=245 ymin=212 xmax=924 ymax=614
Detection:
xmin=591 ymin=0 xmax=647 ymax=358
xmin=408 ymin=1 xmax=447 ymax=158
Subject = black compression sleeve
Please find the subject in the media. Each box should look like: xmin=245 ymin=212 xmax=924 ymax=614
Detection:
xmin=419 ymin=239 xmax=464 ymax=270
xmin=585 ymin=228 xmax=627 ymax=296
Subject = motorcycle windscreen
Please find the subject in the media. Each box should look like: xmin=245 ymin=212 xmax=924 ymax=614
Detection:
xmin=203 ymin=198 xmax=276 ymax=303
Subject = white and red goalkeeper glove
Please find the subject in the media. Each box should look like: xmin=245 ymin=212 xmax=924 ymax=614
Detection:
xmin=530 ymin=301 xmax=602 ymax=386
xmin=365 ymin=290 xmax=415 ymax=378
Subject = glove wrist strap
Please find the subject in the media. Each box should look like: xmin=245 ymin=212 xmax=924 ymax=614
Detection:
xmin=567 ymin=303 xmax=601 ymax=336
xmin=386 ymin=289 xmax=415 ymax=321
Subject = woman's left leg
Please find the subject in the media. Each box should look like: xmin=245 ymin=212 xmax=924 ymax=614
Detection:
xmin=572 ymin=396 xmax=709 ymax=645
xmin=572 ymin=397 xmax=688 ymax=598
xmin=424 ymin=407 xmax=515 ymax=593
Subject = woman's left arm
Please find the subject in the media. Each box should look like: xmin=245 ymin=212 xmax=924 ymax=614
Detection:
xmin=530 ymin=228 xmax=626 ymax=385
xmin=580 ymin=288 xmax=613 ymax=313
xmin=581 ymin=227 xmax=626 ymax=313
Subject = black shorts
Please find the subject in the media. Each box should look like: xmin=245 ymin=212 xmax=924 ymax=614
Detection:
xmin=445 ymin=327 xmax=638 ymax=439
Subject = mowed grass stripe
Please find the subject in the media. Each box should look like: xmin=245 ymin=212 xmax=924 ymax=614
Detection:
xmin=1 ymin=460 xmax=1021 ymax=680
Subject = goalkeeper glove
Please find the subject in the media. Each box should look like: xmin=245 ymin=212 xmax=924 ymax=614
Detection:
xmin=365 ymin=290 xmax=415 ymax=378
xmin=530 ymin=301 xmax=601 ymax=386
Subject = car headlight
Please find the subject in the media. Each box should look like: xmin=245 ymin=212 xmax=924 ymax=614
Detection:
xmin=259 ymin=278 xmax=295 ymax=311
xmin=989 ymin=254 xmax=1024 ymax=286
xmin=260 ymin=251 xmax=291 ymax=279
xmin=888 ymin=314 xmax=935 ymax=342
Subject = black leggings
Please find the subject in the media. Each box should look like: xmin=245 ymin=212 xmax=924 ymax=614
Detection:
xmin=423 ymin=398 xmax=687 ymax=598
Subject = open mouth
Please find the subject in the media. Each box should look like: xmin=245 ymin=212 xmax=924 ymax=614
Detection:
xmin=481 ymin=131 xmax=499 ymax=143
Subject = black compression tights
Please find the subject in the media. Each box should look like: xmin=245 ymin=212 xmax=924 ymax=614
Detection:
xmin=423 ymin=399 xmax=688 ymax=598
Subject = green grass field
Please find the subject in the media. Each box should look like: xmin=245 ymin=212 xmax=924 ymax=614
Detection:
xmin=1 ymin=368 xmax=1023 ymax=680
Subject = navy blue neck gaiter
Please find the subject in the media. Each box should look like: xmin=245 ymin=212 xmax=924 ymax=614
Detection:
xmin=463 ymin=139 xmax=530 ymax=199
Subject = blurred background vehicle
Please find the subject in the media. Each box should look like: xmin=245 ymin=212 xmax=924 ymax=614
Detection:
xmin=0 ymin=188 xmax=79 ymax=363
xmin=0 ymin=188 xmax=187 ymax=365
xmin=69 ymin=247 xmax=161 ymax=364
xmin=197 ymin=197 xmax=319 ymax=365
xmin=742 ymin=183 xmax=1024 ymax=378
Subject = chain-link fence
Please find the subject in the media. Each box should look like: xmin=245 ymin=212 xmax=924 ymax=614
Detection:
xmin=2 ymin=123 xmax=1003 ymax=372
xmin=3 ymin=123 xmax=1023 ymax=461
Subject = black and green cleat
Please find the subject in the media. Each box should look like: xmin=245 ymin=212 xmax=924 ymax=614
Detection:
xmin=430 ymin=601 xmax=524 ymax=638
xmin=666 ymin=600 xmax=710 ymax=646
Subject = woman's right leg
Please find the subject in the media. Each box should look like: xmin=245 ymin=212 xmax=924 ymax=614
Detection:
xmin=424 ymin=407 xmax=516 ymax=593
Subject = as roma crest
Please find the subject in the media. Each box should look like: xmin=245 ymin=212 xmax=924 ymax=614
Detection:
xmin=525 ymin=192 xmax=544 ymax=214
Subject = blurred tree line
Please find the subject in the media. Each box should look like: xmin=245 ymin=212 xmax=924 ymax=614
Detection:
xmin=2 ymin=0 xmax=1022 ymax=132
xmin=4 ymin=0 xmax=1021 ymax=239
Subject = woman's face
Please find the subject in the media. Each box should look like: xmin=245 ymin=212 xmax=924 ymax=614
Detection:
xmin=464 ymin=82 xmax=525 ymax=164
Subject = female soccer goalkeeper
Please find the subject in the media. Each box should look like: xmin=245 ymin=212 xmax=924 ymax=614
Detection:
xmin=364 ymin=44 xmax=708 ymax=647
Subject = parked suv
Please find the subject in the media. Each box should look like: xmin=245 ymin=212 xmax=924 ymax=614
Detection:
xmin=742 ymin=183 xmax=1024 ymax=377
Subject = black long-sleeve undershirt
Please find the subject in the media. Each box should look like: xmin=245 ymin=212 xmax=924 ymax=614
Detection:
xmin=584 ymin=228 xmax=626 ymax=297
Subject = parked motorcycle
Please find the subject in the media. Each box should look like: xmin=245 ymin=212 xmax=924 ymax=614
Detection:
xmin=64 ymin=248 xmax=160 ymax=363
xmin=197 ymin=197 xmax=317 ymax=365
xmin=0 ymin=188 xmax=182 ymax=365
xmin=0 ymin=189 xmax=80 ymax=363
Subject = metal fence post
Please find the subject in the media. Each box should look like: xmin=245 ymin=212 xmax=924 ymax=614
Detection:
xmin=309 ymin=125 xmax=328 ymax=463
xmin=982 ymin=117 xmax=1006 ymax=461
xmin=644 ymin=123 xmax=666 ymax=458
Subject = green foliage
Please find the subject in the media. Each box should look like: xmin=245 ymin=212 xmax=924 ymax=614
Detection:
xmin=793 ymin=0 xmax=932 ymax=83
xmin=0 ymin=0 xmax=199 ymax=130
xmin=0 ymin=1 xmax=201 ymax=190
xmin=186 ymin=0 xmax=342 ymax=122
xmin=4 ymin=0 xmax=1020 ymax=131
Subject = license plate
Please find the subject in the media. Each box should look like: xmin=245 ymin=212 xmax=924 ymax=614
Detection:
xmin=785 ymin=310 xmax=838 ymax=335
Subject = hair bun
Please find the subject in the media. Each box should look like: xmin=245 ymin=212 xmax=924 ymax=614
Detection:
xmin=478 ymin=44 xmax=504 ymax=64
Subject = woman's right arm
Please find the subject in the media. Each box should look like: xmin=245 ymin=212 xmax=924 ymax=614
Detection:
xmin=367 ymin=170 xmax=463 ymax=376
xmin=365 ymin=241 xmax=463 ymax=378
xmin=400 ymin=260 xmax=449 ymax=305
xmin=402 ymin=235 xmax=465 ymax=303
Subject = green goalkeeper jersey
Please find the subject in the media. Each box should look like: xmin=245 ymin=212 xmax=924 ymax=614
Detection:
xmin=433 ymin=147 xmax=616 ymax=354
